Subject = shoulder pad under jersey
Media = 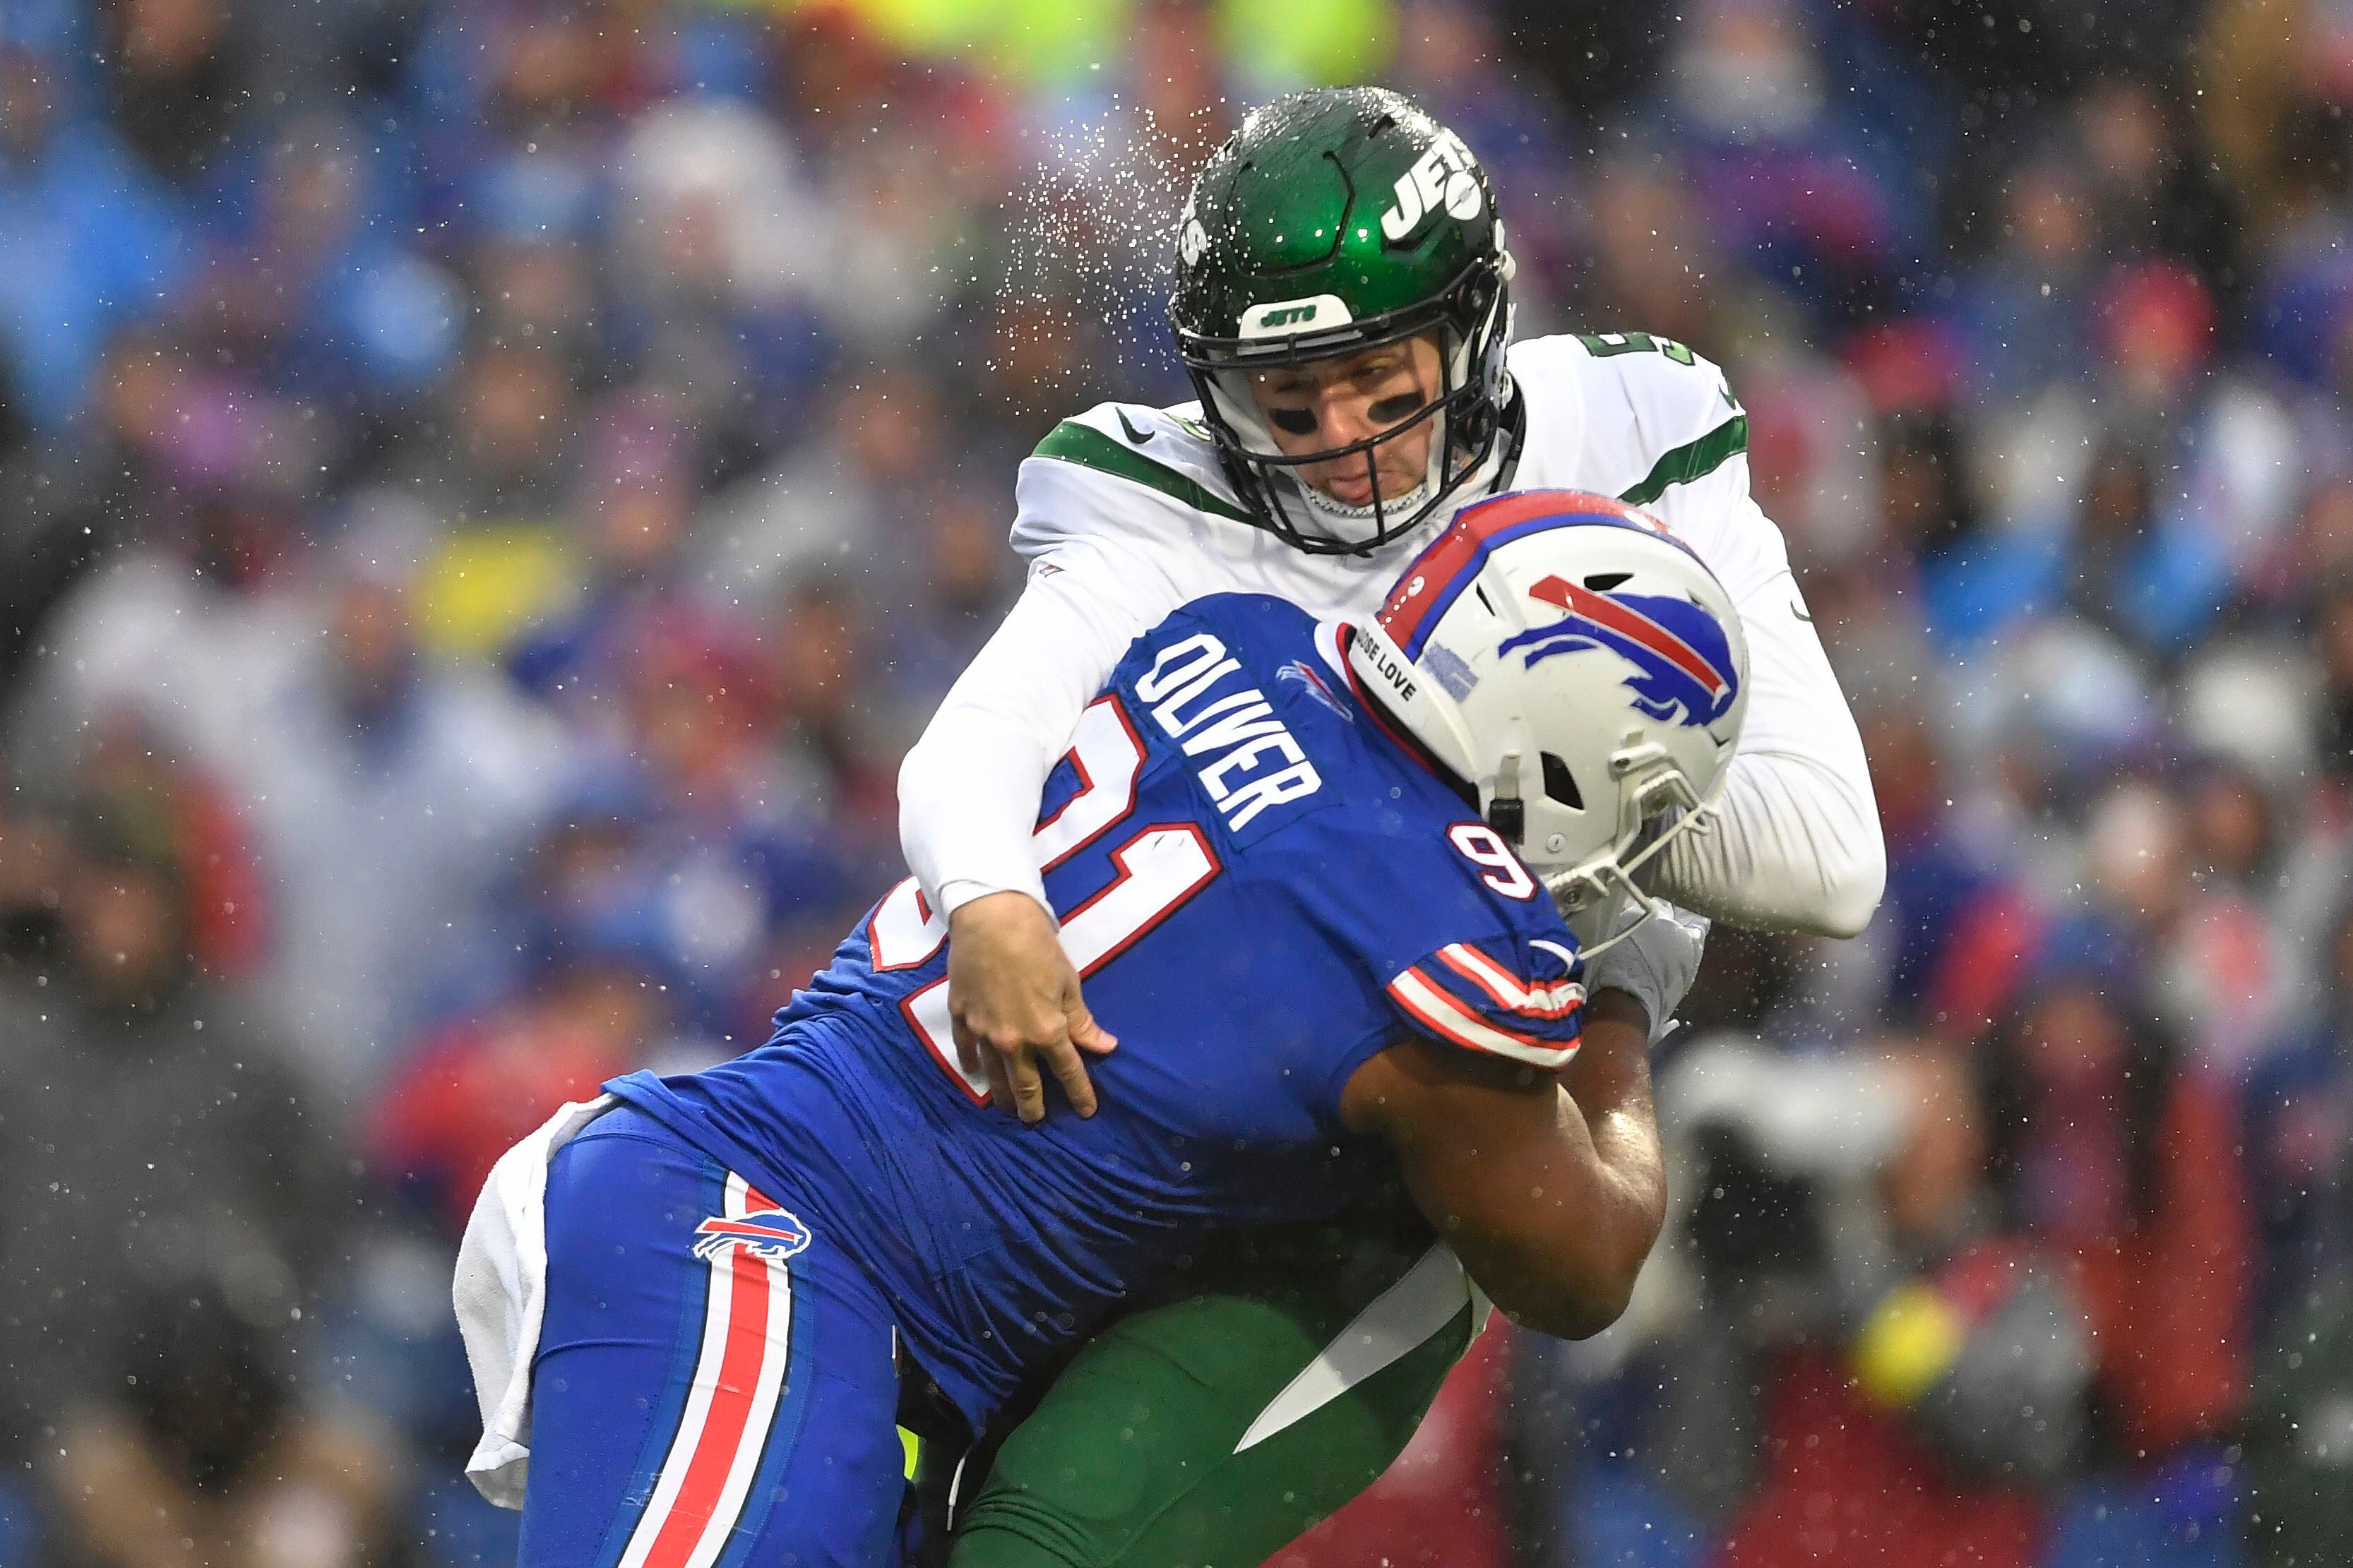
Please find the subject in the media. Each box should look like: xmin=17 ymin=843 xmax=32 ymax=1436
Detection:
xmin=1014 ymin=402 xmax=1254 ymax=559
xmin=1510 ymin=331 xmax=1749 ymax=510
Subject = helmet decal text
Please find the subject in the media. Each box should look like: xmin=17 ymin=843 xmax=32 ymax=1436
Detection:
xmin=1239 ymin=294 xmax=1354 ymax=340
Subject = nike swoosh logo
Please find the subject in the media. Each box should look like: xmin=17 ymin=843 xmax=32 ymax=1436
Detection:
xmin=1116 ymin=409 xmax=1155 ymax=445
xmin=1791 ymin=600 xmax=1813 ymax=623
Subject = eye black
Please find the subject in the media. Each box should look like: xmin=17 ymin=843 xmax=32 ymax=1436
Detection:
xmin=1269 ymin=408 xmax=1318 ymax=436
xmin=1369 ymin=393 xmax=1422 ymax=423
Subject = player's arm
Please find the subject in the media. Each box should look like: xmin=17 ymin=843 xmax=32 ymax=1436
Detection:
xmin=896 ymin=541 xmax=1180 ymax=1120
xmin=1339 ymin=990 xmax=1663 ymax=1340
xmin=1655 ymin=546 xmax=1886 ymax=938
xmin=1619 ymin=347 xmax=1886 ymax=939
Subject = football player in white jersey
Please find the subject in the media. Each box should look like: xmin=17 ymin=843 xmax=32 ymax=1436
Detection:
xmin=898 ymin=88 xmax=1885 ymax=1566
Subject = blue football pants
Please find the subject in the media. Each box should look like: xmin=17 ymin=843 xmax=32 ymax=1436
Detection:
xmin=518 ymin=1106 xmax=916 ymax=1568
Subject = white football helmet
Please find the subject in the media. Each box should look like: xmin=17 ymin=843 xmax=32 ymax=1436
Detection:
xmin=1345 ymin=490 xmax=1749 ymax=950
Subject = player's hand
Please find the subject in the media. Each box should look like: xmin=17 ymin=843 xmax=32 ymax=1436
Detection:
xmin=1581 ymin=899 xmax=1710 ymax=1045
xmin=948 ymin=890 xmax=1118 ymax=1124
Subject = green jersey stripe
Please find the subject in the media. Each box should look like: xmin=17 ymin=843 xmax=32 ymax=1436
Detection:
xmin=1032 ymin=421 xmax=1254 ymax=525
xmin=1619 ymin=414 xmax=1749 ymax=507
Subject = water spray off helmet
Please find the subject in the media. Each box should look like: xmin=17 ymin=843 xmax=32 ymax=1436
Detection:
xmin=1347 ymin=491 xmax=1751 ymax=952
xmin=1169 ymin=87 xmax=1515 ymax=555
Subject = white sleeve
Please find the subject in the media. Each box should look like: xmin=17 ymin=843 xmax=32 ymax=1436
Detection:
xmin=897 ymin=543 xmax=1185 ymax=917
xmin=1643 ymin=456 xmax=1886 ymax=938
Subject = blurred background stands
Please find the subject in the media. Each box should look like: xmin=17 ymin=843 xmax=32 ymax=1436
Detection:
xmin=4 ymin=0 xmax=2353 ymax=1564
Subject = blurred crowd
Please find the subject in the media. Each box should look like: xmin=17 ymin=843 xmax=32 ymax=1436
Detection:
xmin=1 ymin=0 xmax=2351 ymax=1565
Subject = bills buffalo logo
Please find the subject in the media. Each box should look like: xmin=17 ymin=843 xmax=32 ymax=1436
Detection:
xmin=1277 ymin=659 xmax=1352 ymax=720
xmin=691 ymin=1209 xmax=813 ymax=1264
xmin=1496 ymin=575 xmax=1739 ymax=728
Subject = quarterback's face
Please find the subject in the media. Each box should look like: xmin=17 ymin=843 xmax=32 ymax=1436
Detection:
xmin=1249 ymin=335 xmax=1443 ymax=507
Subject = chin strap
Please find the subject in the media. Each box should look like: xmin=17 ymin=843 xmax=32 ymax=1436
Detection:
xmin=1292 ymin=469 xmax=1438 ymax=534
xmin=1288 ymin=407 xmax=1508 ymax=544
xmin=1485 ymin=749 xmax=1525 ymax=842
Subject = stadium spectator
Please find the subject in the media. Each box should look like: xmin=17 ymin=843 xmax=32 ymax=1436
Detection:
xmin=0 ymin=39 xmax=189 ymax=432
xmin=2243 ymin=900 xmax=2353 ymax=1334
xmin=0 ymin=806 xmax=397 ymax=1568
xmin=371 ymin=945 xmax=668 ymax=1235
xmin=1981 ymin=965 xmax=2253 ymax=1461
xmin=92 ymin=0 xmax=250 ymax=192
xmin=1709 ymin=1041 xmax=2084 ymax=1568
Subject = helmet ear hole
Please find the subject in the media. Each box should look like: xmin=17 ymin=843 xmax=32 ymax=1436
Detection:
xmin=1541 ymin=751 xmax=1583 ymax=810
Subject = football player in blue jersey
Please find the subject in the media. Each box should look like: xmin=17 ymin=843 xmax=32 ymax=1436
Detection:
xmin=455 ymin=493 xmax=1747 ymax=1568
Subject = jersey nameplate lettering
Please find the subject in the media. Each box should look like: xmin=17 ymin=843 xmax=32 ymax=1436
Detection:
xmin=1136 ymin=633 xmax=1323 ymax=833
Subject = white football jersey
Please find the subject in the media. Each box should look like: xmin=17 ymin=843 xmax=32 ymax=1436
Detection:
xmin=900 ymin=332 xmax=1883 ymax=938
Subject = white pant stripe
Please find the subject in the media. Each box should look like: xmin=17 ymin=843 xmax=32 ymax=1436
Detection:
xmin=1232 ymin=1243 xmax=1472 ymax=1454
xmin=614 ymin=1172 xmax=796 ymax=1568
xmin=691 ymin=1237 xmax=792 ymax=1568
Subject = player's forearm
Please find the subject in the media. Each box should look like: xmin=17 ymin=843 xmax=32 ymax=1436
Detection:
xmin=1566 ymin=987 xmax=1654 ymax=1125
xmin=1646 ymin=572 xmax=1885 ymax=938
xmin=1374 ymin=1005 xmax=1664 ymax=1340
xmin=1527 ymin=993 xmax=1665 ymax=1336
xmin=1446 ymin=1103 xmax=1660 ymax=1339
xmin=1431 ymin=1100 xmax=1638 ymax=1341
xmin=898 ymin=556 xmax=1155 ymax=914
xmin=899 ymin=715 xmax=1061 ymax=914
xmin=1649 ymin=748 xmax=1885 ymax=937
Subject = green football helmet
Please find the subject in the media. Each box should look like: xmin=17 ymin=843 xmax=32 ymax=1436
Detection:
xmin=1169 ymin=86 xmax=1517 ymax=554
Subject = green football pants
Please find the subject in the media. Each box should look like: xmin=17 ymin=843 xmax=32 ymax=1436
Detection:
xmin=944 ymin=1191 xmax=1478 ymax=1568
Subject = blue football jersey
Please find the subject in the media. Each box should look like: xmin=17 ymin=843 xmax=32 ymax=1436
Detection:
xmin=606 ymin=593 xmax=1587 ymax=1429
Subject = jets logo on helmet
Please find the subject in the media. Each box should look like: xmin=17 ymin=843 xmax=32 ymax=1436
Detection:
xmin=1380 ymin=130 xmax=1486 ymax=242
xmin=1240 ymin=295 xmax=1352 ymax=340
xmin=1169 ymin=86 xmax=1516 ymax=556
xmin=1501 ymin=576 xmax=1741 ymax=729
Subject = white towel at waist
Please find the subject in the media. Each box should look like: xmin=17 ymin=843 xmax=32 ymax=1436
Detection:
xmin=453 ymin=1094 xmax=615 ymax=1509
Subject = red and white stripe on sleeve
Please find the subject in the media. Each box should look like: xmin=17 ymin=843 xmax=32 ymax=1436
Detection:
xmin=1385 ymin=939 xmax=1585 ymax=1070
